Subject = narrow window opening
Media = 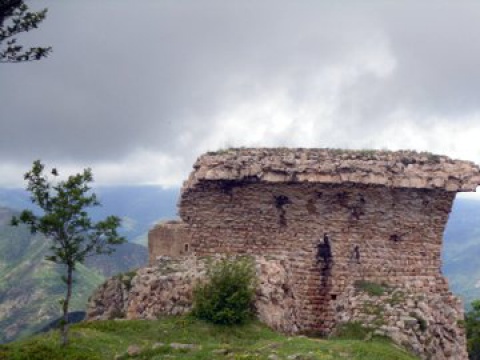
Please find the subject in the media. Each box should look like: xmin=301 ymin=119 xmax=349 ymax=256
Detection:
xmin=349 ymin=245 xmax=361 ymax=264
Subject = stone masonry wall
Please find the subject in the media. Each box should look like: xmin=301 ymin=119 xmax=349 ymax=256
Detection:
xmin=148 ymin=221 xmax=191 ymax=265
xmin=180 ymin=182 xmax=455 ymax=334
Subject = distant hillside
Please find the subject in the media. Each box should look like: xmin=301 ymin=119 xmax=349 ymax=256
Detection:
xmin=443 ymin=197 xmax=480 ymax=307
xmin=0 ymin=207 xmax=103 ymax=343
xmin=0 ymin=186 xmax=178 ymax=344
xmin=0 ymin=207 xmax=147 ymax=344
xmin=0 ymin=186 xmax=180 ymax=245
xmin=85 ymin=243 xmax=147 ymax=278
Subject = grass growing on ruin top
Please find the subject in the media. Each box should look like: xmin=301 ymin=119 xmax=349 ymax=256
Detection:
xmin=0 ymin=316 xmax=419 ymax=360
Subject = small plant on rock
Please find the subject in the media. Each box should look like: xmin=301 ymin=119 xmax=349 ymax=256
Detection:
xmin=354 ymin=280 xmax=387 ymax=296
xmin=192 ymin=256 xmax=256 ymax=325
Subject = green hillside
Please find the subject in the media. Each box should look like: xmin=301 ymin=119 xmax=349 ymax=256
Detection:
xmin=0 ymin=207 xmax=104 ymax=343
xmin=0 ymin=207 xmax=147 ymax=344
xmin=0 ymin=316 xmax=418 ymax=360
xmin=443 ymin=198 xmax=480 ymax=307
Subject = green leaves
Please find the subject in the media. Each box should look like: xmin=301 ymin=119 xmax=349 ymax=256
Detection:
xmin=192 ymin=257 xmax=256 ymax=325
xmin=10 ymin=160 xmax=126 ymax=346
xmin=466 ymin=300 xmax=480 ymax=359
xmin=0 ymin=1 xmax=52 ymax=63
xmin=12 ymin=160 xmax=126 ymax=266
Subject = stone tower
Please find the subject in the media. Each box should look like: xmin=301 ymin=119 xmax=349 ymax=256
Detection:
xmin=176 ymin=148 xmax=480 ymax=359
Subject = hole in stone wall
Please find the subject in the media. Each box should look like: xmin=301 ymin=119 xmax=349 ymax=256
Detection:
xmin=331 ymin=294 xmax=337 ymax=300
xmin=184 ymin=243 xmax=189 ymax=253
xmin=390 ymin=234 xmax=402 ymax=242
xmin=274 ymin=195 xmax=290 ymax=208
xmin=274 ymin=195 xmax=290 ymax=226
xmin=317 ymin=233 xmax=333 ymax=288
xmin=317 ymin=233 xmax=332 ymax=263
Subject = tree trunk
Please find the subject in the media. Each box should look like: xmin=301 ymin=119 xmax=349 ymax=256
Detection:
xmin=61 ymin=264 xmax=73 ymax=346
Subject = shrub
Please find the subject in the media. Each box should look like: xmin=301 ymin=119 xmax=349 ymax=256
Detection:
xmin=192 ymin=257 xmax=256 ymax=325
xmin=466 ymin=300 xmax=480 ymax=360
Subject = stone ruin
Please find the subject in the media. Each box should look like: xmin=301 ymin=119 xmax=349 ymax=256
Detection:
xmin=148 ymin=220 xmax=191 ymax=264
xmin=88 ymin=148 xmax=480 ymax=360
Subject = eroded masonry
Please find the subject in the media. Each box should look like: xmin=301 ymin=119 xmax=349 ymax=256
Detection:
xmin=90 ymin=149 xmax=480 ymax=360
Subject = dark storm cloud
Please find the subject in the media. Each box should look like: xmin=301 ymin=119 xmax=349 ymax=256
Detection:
xmin=1 ymin=0 xmax=480 ymax=186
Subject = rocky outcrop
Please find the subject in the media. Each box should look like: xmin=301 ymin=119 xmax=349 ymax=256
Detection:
xmin=87 ymin=255 xmax=295 ymax=326
xmin=87 ymin=257 xmax=196 ymax=321
xmin=335 ymin=283 xmax=466 ymax=360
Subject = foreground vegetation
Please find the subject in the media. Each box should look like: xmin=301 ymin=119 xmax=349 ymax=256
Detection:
xmin=192 ymin=257 xmax=256 ymax=325
xmin=0 ymin=316 xmax=418 ymax=360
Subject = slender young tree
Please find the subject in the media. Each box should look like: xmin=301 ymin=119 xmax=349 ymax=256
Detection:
xmin=0 ymin=0 xmax=51 ymax=63
xmin=11 ymin=160 xmax=126 ymax=346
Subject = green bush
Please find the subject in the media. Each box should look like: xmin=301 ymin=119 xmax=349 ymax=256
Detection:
xmin=466 ymin=300 xmax=480 ymax=360
xmin=192 ymin=257 xmax=256 ymax=325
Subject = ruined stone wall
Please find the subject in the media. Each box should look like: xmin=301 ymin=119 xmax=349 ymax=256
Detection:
xmin=180 ymin=182 xmax=456 ymax=334
xmin=148 ymin=221 xmax=191 ymax=265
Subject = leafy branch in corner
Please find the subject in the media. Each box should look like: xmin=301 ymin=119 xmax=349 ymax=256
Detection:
xmin=0 ymin=0 xmax=51 ymax=63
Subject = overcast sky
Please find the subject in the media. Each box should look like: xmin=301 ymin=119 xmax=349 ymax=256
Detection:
xmin=1 ymin=1 xmax=480 ymax=193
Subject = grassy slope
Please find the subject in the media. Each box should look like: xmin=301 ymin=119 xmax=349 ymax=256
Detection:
xmin=443 ymin=198 xmax=480 ymax=307
xmin=0 ymin=205 xmax=149 ymax=344
xmin=0 ymin=208 xmax=105 ymax=343
xmin=0 ymin=317 xmax=418 ymax=360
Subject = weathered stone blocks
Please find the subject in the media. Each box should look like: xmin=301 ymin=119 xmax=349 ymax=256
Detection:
xmin=148 ymin=221 xmax=191 ymax=264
